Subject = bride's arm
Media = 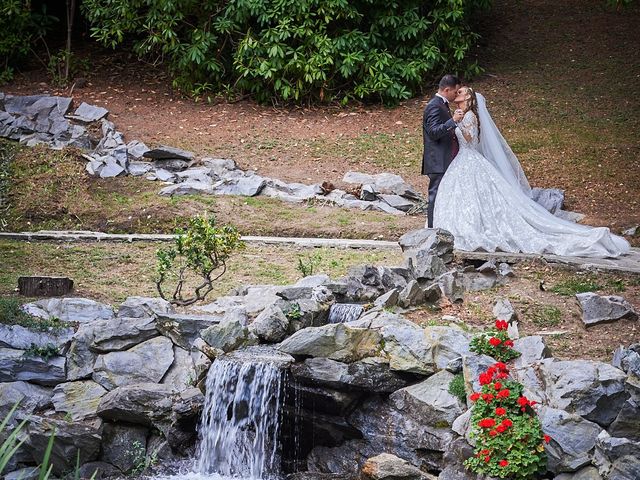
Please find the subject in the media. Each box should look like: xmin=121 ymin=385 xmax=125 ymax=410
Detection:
xmin=458 ymin=111 xmax=479 ymax=144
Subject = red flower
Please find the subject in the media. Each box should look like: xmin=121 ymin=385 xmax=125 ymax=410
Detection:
xmin=544 ymin=435 xmax=551 ymax=444
xmin=470 ymin=393 xmax=481 ymax=402
xmin=504 ymin=339 xmax=514 ymax=348
xmin=495 ymin=319 xmax=509 ymax=331
xmin=479 ymin=372 xmax=493 ymax=385
xmin=497 ymin=371 xmax=509 ymax=379
xmin=489 ymin=337 xmax=502 ymax=346
xmin=496 ymin=424 xmax=507 ymax=433
xmin=517 ymin=396 xmax=529 ymax=407
xmin=484 ymin=455 xmax=491 ymax=463
xmin=478 ymin=418 xmax=496 ymax=428
xmin=482 ymin=393 xmax=494 ymax=402
xmin=494 ymin=362 xmax=507 ymax=371
xmin=494 ymin=382 xmax=503 ymax=391
xmin=499 ymin=460 xmax=509 ymax=468
xmin=501 ymin=419 xmax=513 ymax=428
xmin=480 ymin=449 xmax=490 ymax=455
xmin=489 ymin=430 xmax=498 ymax=437
xmin=497 ymin=389 xmax=510 ymax=399
xmin=495 ymin=407 xmax=506 ymax=416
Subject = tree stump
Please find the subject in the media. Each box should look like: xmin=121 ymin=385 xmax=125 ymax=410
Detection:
xmin=18 ymin=276 xmax=74 ymax=297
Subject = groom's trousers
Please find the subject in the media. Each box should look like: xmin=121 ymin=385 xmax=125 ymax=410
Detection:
xmin=426 ymin=173 xmax=443 ymax=228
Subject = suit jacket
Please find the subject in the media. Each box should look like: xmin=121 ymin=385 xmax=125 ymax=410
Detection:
xmin=421 ymin=95 xmax=458 ymax=175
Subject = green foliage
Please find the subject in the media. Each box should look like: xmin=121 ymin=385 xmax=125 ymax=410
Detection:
xmin=127 ymin=440 xmax=157 ymax=476
xmin=550 ymin=277 xmax=627 ymax=296
xmin=0 ymin=2 xmax=58 ymax=83
xmin=47 ymin=49 xmax=91 ymax=86
xmin=0 ymin=297 xmax=71 ymax=331
xmin=24 ymin=343 xmax=60 ymax=361
xmin=448 ymin=373 xmax=467 ymax=403
xmin=82 ymin=0 xmax=492 ymax=104
xmin=526 ymin=303 xmax=562 ymax=328
xmin=465 ymin=363 xmax=547 ymax=479
xmin=0 ymin=403 xmax=28 ymax=475
xmin=156 ymin=215 xmax=244 ymax=306
xmin=470 ymin=320 xmax=520 ymax=362
xmin=283 ymin=302 xmax=303 ymax=321
xmin=297 ymin=252 xmax=322 ymax=277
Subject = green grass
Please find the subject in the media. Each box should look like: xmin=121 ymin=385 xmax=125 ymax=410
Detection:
xmin=0 ymin=297 xmax=72 ymax=331
xmin=550 ymin=276 xmax=627 ymax=296
xmin=526 ymin=303 xmax=562 ymax=328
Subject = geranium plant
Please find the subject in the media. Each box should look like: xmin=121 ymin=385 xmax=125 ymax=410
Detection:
xmin=470 ymin=319 xmax=520 ymax=361
xmin=465 ymin=362 xmax=548 ymax=479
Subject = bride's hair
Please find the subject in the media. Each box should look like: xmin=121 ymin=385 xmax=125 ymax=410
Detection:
xmin=462 ymin=86 xmax=481 ymax=136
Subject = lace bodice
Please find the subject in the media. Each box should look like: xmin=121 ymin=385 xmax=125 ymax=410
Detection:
xmin=455 ymin=111 xmax=480 ymax=150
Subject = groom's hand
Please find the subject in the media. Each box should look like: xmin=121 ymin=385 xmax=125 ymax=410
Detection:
xmin=453 ymin=109 xmax=464 ymax=122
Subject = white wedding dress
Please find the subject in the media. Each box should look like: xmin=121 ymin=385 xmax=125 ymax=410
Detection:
xmin=432 ymin=109 xmax=630 ymax=258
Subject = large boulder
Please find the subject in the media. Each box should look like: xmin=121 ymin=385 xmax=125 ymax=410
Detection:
xmin=0 ymin=381 xmax=52 ymax=419
xmin=553 ymin=466 xmax=603 ymax=480
xmin=92 ymin=336 xmax=175 ymax=390
xmin=423 ymin=326 xmax=472 ymax=370
xmin=399 ymin=229 xmax=454 ymax=280
xmin=200 ymin=319 xmax=256 ymax=355
xmin=66 ymin=321 xmax=100 ymax=381
xmin=593 ymin=430 xmax=640 ymax=480
xmin=22 ymin=298 xmax=115 ymax=323
xmin=540 ymin=359 xmax=629 ymax=427
xmin=538 ymin=405 xmax=603 ymax=473
xmin=52 ymin=380 xmax=108 ymax=421
xmin=608 ymin=398 xmax=640 ymax=441
xmin=100 ymin=423 xmax=149 ymax=473
xmin=513 ymin=335 xmax=551 ymax=368
xmin=156 ymin=312 xmax=221 ymax=349
xmin=0 ymin=324 xmax=74 ymax=351
xmin=90 ymin=316 xmax=158 ymax=352
xmin=97 ymin=383 xmax=177 ymax=428
xmin=0 ymin=347 xmax=65 ymax=386
xmin=362 ymin=453 xmax=436 ymax=480
xmin=249 ymin=304 xmax=290 ymax=343
xmin=380 ymin=322 xmax=436 ymax=375
xmin=278 ymin=323 xmax=382 ymax=363
xmin=576 ymin=293 xmax=638 ymax=327
xmin=290 ymin=356 xmax=412 ymax=393
xmin=117 ymin=296 xmax=173 ymax=318
xmin=161 ymin=346 xmax=197 ymax=391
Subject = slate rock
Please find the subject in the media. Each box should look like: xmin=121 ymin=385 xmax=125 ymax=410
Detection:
xmin=399 ymin=229 xmax=453 ymax=280
xmin=97 ymin=382 xmax=177 ymax=428
xmin=117 ymin=296 xmax=174 ymax=318
xmin=513 ymin=335 xmax=551 ymax=368
xmin=200 ymin=319 xmax=256 ymax=354
xmin=553 ymin=466 xmax=603 ymax=480
xmin=126 ymin=140 xmax=150 ymax=160
xmin=143 ymin=145 xmax=195 ymax=161
xmin=374 ymin=289 xmax=400 ymax=308
xmin=156 ymin=312 xmax=220 ymax=349
xmin=159 ymin=181 xmax=214 ymax=196
xmin=161 ymin=346 xmax=197 ymax=391
xmin=0 ymin=347 xmax=65 ymax=386
xmin=362 ymin=453 xmax=435 ymax=480
xmin=576 ymin=293 xmax=638 ymax=327
xmin=23 ymin=297 xmax=115 ymax=323
xmin=462 ymin=353 xmax=497 ymax=394
xmin=90 ymin=315 xmax=158 ymax=352
xmin=52 ymin=380 xmax=108 ymax=421
xmin=379 ymin=194 xmax=415 ymax=212
xmin=249 ymin=304 xmax=290 ymax=343
xmin=101 ymin=423 xmax=149 ymax=472
xmin=532 ymin=187 xmax=564 ymax=213
xmin=76 ymin=461 xmax=122 ymax=479
xmin=70 ymin=102 xmax=109 ymax=122
xmin=0 ymin=381 xmax=52 ymax=419
xmin=608 ymin=398 xmax=640 ymax=441
xmin=211 ymin=174 xmax=267 ymax=196
xmin=493 ymin=297 xmax=517 ymax=323
xmin=0 ymin=323 xmax=74 ymax=351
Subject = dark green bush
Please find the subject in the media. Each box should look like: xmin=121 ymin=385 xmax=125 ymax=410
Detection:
xmin=82 ymin=0 xmax=492 ymax=104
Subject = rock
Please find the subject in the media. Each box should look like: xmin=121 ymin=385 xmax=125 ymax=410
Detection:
xmin=576 ymin=293 xmax=638 ymax=327
xmin=461 ymin=270 xmax=498 ymax=291
xmin=381 ymin=322 xmax=436 ymax=375
xmin=343 ymin=172 xmax=421 ymax=199
xmin=434 ymin=270 xmax=465 ymax=303
xmin=156 ymin=312 xmax=220 ymax=349
xmin=203 ymin=157 xmax=237 ymax=175
xmin=0 ymin=347 xmax=65 ymax=386
xmin=399 ymin=229 xmax=453 ymax=280
xmin=362 ymin=453 xmax=435 ymax=480
xmin=52 ymin=380 xmax=108 ymax=421
xmin=3 ymin=467 xmax=39 ymax=480
xmin=291 ymin=356 xmax=411 ymax=393
xmin=389 ymin=370 xmax=465 ymax=427
xmin=374 ymin=289 xmax=400 ymax=308
xmin=593 ymin=430 xmax=640 ymax=479
xmin=0 ymin=381 xmax=52 ymax=419
xmin=69 ymin=102 xmax=109 ymax=122
xmin=159 ymin=181 xmax=214 ymax=195
xmin=76 ymin=461 xmax=122 ymax=479
xmin=513 ymin=336 xmax=551 ymax=368
xmin=398 ymin=280 xmax=438 ymax=308
xmin=211 ymin=174 xmax=267 ymax=196
xmin=161 ymin=346 xmax=196 ymax=391
xmin=296 ymin=274 xmax=331 ymax=288
xmin=493 ymin=297 xmax=517 ymax=323
xmin=423 ymin=326 xmax=472 ymax=370
xmin=90 ymin=316 xmax=158 ymax=352
xmin=101 ymin=423 xmax=149 ymax=473
xmin=532 ymin=187 xmax=564 ymax=213
xmin=498 ymin=262 xmax=515 ymax=277
xmin=607 ymin=456 xmax=640 ymax=480
xmin=128 ymin=160 xmax=153 ymax=176
xmin=143 ymin=145 xmax=195 ymax=161
xmin=622 ymin=226 xmax=638 ymax=237
xmin=197 ymin=285 xmax=282 ymax=316
xmin=538 ymin=405 xmax=603 ymax=473
xmin=278 ymin=323 xmax=382 ymax=363
xmin=200 ymin=319 xmax=255 ymax=354
xmin=126 ymin=140 xmax=149 ymax=160
xmin=93 ymin=336 xmax=175 ymax=390
xmin=97 ymin=383 xmax=176 ymax=428
xmin=462 ymin=354 xmax=497 ymax=394
xmin=66 ymin=321 xmax=100 ymax=381
xmin=147 ymin=167 xmax=176 ymax=182
xmin=540 ymin=358 xmax=629 ymax=427
xmin=608 ymin=398 xmax=640 ymax=441
xmin=117 ymin=296 xmax=174 ymax=318
xmin=24 ymin=416 xmax=102 ymax=475
xmin=250 ymin=304 xmax=290 ymax=342
xmin=98 ymin=156 xmax=127 ymax=177
xmin=554 ymin=466 xmax=603 ymax=479
xmin=287 ymin=474 xmax=350 ymax=480
xmin=23 ymin=297 xmax=115 ymax=323
xmin=379 ymin=194 xmax=415 ymax=212
xmin=307 ymin=439 xmax=379 ymax=477
xmin=291 ymin=383 xmax=362 ymax=417
xmin=0 ymin=323 xmax=74 ymax=351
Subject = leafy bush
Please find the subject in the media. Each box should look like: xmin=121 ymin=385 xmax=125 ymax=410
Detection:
xmin=24 ymin=343 xmax=60 ymax=361
xmin=448 ymin=373 xmax=467 ymax=403
xmin=469 ymin=320 xmax=520 ymax=362
xmin=156 ymin=215 xmax=244 ymax=306
xmin=82 ymin=0 xmax=492 ymax=104
xmin=465 ymin=362 xmax=548 ymax=479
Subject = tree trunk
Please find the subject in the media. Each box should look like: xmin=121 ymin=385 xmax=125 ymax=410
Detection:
xmin=64 ymin=0 xmax=76 ymax=82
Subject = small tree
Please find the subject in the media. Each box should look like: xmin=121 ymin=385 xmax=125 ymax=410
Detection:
xmin=155 ymin=215 xmax=244 ymax=306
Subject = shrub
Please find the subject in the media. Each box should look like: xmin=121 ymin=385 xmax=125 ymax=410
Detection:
xmin=155 ymin=215 xmax=244 ymax=306
xmin=465 ymin=362 xmax=548 ymax=479
xmin=82 ymin=0 xmax=492 ymax=104
xmin=470 ymin=319 xmax=520 ymax=362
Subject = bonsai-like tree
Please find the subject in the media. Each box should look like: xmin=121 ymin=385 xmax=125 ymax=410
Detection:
xmin=155 ymin=215 xmax=244 ymax=306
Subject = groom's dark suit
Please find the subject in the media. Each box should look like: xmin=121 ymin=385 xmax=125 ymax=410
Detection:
xmin=422 ymin=95 xmax=459 ymax=228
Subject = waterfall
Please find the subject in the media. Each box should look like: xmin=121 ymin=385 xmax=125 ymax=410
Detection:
xmin=327 ymin=303 xmax=364 ymax=324
xmin=195 ymin=348 xmax=288 ymax=480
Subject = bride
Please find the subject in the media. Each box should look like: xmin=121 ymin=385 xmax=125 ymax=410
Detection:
xmin=432 ymin=86 xmax=630 ymax=258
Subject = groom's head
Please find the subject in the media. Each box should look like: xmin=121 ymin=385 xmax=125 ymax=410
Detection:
xmin=438 ymin=74 xmax=461 ymax=102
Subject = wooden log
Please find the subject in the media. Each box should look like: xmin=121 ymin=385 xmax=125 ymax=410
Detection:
xmin=18 ymin=276 xmax=74 ymax=297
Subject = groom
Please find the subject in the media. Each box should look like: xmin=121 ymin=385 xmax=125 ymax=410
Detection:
xmin=422 ymin=74 xmax=464 ymax=228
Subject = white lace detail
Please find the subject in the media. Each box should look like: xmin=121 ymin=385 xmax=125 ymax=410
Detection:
xmin=456 ymin=111 xmax=480 ymax=150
